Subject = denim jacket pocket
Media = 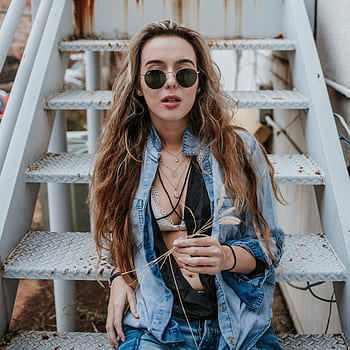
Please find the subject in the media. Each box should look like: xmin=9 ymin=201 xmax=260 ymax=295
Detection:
xmin=222 ymin=267 xmax=274 ymax=310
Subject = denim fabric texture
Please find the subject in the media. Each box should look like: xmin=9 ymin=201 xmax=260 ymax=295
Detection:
xmin=117 ymin=320 xmax=282 ymax=350
xmin=121 ymin=126 xmax=284 ymax=350
xmin=118 ymin=316 xmax=220 ymax=350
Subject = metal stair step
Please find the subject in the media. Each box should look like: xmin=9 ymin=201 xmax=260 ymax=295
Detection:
xmin=44 ymin=89 xmax=309 ymax=110
xmin=24 ymin=152 xmax=325 ymax=185
xmin=3 ymin=331 xmax=350 ymax=349
xmin=3 ymin=232 xmax=345 ymax=282
xmin=59 ymin=38 xmax=296 ymax=52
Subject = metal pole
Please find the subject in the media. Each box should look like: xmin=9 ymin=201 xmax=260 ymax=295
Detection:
xmin=85 ymin=51 xmax=102 ymax=153
xmin=48 ymin=110 xmax=76 ymax=331
xmin=31 ymin=0 xmax=41 ymax=20
xmin=325 ymin=78 xmax=350 ymax=99
xmin=0 ymin=0 xmax=53 ymax=174
xmin=0 ymin=0 xmax=27 ymax=72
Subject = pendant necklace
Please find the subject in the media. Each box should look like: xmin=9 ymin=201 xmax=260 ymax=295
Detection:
xmin=163 ymin=148 xmax=182 ymax=163
xmin=158 ymin=161 xmax=189 ymax=198
xmin=159 ymin=154 xmax=187 ymax=178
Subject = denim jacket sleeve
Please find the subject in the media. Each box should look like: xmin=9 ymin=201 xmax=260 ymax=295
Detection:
xmin=221 ymin=133 xmax=284 ymax=310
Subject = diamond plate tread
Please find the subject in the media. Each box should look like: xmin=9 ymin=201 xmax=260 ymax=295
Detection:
xmin=25 ymin=153 xmax=325 ymax=185
xmin=275 ymin=233 xmax=345 ymax=282
xmin=44 ymin=89 xmax=309 ymax=110
xmin=25 ymin=152 xmax=92 ymax=183
xmin=3 ymin=232 xmax=345 ymax=282
xmin=59 ymin=38 xmax=296 ymax=52
xmin=227 ymin=90 xmax=309 ymax=109
xmin=4 ymin=331 xmax=110 ymax=349
xmin=44 ymin=90 xmax=112 ymax=110
xmin=269 ymin=154 xmax=325 ymax=185
xmin=3 ymin=231 xmax=114 ymax=280
xmin=3 ymin=331 xmax=350 ymax=349
xmin=278 ymin=334 xmax=350 ymax=349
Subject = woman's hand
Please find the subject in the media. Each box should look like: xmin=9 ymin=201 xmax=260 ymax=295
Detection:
xmin=106 ymin=275 xmax=139 ymax=348
xmin=173 ymin=236 xmax=229 ymax=274
xmin=173 ymin=236 xmax=257 ymax=275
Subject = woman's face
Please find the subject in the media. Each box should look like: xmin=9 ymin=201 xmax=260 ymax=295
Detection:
xmin=137 ymin=35 xmax=200 ymax=129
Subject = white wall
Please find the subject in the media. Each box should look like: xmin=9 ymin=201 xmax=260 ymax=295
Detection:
xmin=316 ymin=0 xmax=350 ymax=168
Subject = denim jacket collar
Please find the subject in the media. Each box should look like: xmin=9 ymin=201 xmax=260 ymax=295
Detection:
xmin=147 ymin=124 xmax=206 ymax=158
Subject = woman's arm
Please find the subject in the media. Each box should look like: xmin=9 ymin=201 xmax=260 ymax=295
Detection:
xmin=106 ymin=273 xmax=139 ymax=348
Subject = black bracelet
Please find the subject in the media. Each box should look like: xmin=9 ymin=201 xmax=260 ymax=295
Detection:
xmin=223 ymin=245 xmax=237 ymax=271
xmin=109 ymin=271 xmax=122 ymax=286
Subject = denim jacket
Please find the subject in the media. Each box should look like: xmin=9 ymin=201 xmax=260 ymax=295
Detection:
xmin=122 ymin=126 xmax=284 ymax=350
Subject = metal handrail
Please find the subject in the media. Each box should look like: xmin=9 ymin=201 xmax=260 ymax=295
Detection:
xmin=0 ymin=0 xmax=27 ymax=73
xmin=0 ymin=0 xmax=53 ymax=174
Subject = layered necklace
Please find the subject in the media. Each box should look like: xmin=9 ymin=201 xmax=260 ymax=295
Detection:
xmin=156 ymin=157 xmax=192 ymax=221
xmin=158 ymin=149 xmax=191 ymax=199
xmin=159 ymin=152 xmax=187 ymax=178
xmin=158 ymin=159 xmax=191 ymax=198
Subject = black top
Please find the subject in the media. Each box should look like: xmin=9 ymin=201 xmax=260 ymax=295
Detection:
xmin=152 ymin=158 xmax=218 ymax=320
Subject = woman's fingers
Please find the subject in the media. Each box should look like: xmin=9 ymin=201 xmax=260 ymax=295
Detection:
xmin=112 ymin=298 xmax=126 ymax=343
xmin=173 ymin=236 xmax=226 ymax=274
xmin=174 ymin=236 xmax=214 ymax=248
xmin=106 ymin=277 xmax=138 ymax=347
xmin=106 ymin=306 xmax=119 ymax=348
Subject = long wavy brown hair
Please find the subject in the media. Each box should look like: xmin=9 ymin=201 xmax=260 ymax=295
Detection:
xmin=90 ymin=19 xmax=282 ymax=287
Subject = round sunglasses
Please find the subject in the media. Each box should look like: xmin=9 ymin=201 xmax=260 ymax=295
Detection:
xmin=140 ymin=68 xmax=199 ymax=89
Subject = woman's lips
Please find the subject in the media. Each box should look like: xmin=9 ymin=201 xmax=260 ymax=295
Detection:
xmin=161 ymin=95 xmax=182 ymax=108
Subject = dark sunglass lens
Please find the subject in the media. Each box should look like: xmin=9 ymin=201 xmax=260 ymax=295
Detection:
xmin=144 ymin=70 xmax=166 ymax=89
xmin=177 ymin=69 xmax=197 ymax=88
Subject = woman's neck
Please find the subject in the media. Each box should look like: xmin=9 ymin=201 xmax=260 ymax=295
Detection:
xmin=153 ymin=121 xmax=188 ymax=151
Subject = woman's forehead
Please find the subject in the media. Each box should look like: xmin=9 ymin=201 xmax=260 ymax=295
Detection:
xmin=140 ymin=35 xmax=197 ymax=66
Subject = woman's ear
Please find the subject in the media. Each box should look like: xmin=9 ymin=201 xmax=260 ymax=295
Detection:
xmin=136 ymin=88 xmax=144 ymax=96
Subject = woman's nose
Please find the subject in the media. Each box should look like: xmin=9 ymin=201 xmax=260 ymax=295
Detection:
xmin=164 ymin=71 xmax=178 ymax=88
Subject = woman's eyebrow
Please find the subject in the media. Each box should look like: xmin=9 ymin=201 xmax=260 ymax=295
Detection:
xmin=144 ymin=59 xmax=195 ymax=67
xmin=145 ymin=59 xmax=164 ymax=67
xmin=176 ymin=59 xmax=195 ymax=66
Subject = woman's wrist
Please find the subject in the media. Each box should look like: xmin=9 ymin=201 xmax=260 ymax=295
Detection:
xmin=222 ymin=245 xmax=237 ymax=272
xmin=109 ymin=271 xmax=122 ymax=287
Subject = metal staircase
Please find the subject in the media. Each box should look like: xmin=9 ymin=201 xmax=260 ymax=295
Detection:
xmin=0 ymin=0 xmax=349 ymax=349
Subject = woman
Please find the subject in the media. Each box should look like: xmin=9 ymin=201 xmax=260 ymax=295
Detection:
xmin=90 ymin=19 xmax=284 ymax=350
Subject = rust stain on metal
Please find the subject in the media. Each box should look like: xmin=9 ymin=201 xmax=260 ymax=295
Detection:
xmin=235 ymin=0 xmax=242 ymax=38
xmin=173 ymin=0 xmax=183 ymax=25
xmin=223 ymin=0 xmax=229 ymax=35
xmin=27 ymin=165 xmax=41 ymax=172
xmin=74 ymin=0 xmax=95 ymax=37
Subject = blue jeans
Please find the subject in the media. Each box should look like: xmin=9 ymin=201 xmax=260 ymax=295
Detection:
xmin=252 ymin=326 xmax=282 ymax=350
xmin=117 ymin=317 xmax=281 ymax=350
